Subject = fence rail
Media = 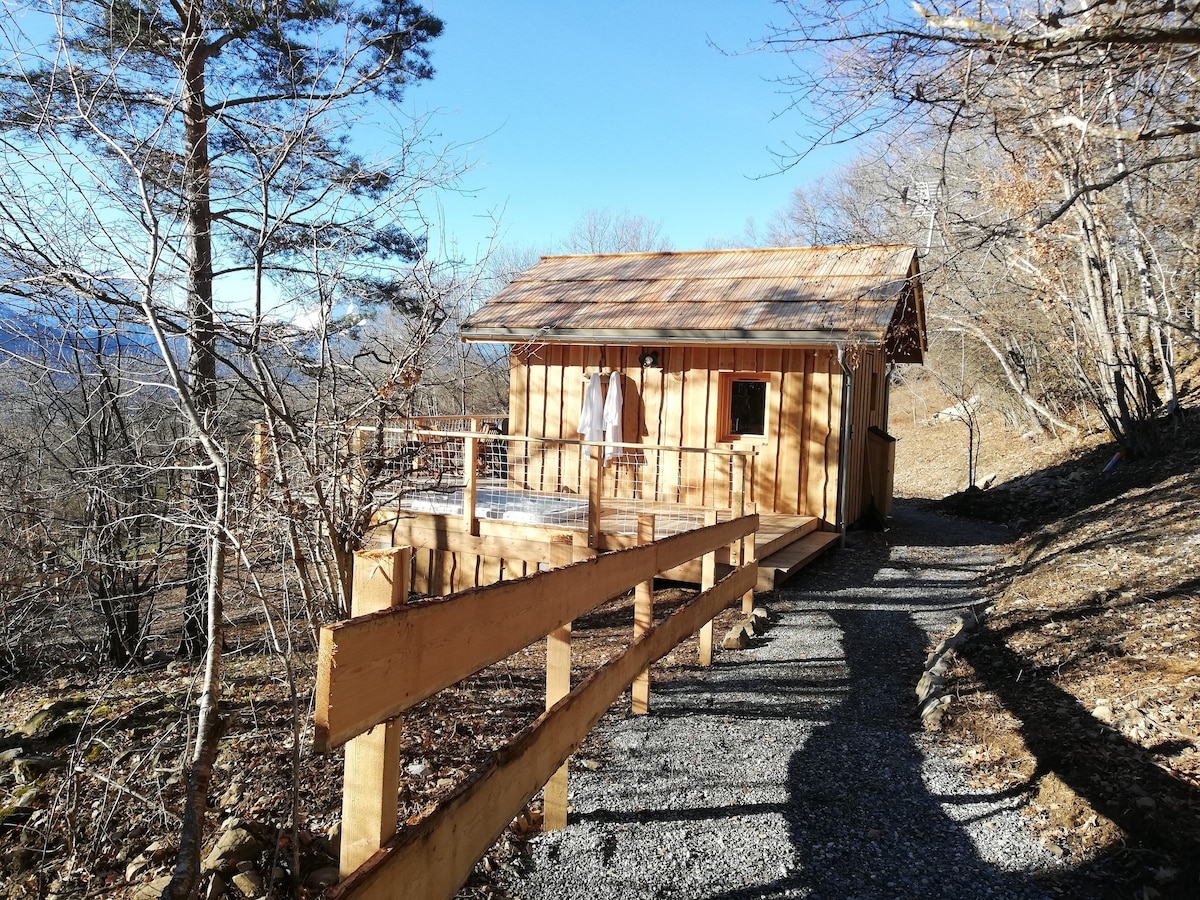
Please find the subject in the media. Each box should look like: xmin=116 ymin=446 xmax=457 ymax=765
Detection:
xmin=316 ymin=512 xmax=759 ymax=899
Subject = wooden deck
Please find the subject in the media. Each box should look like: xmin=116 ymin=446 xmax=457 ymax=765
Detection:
xmin=382 ymin=487 xmax=837 ymax=595
xmin=642 ymin=512 xmax=837 ymax=590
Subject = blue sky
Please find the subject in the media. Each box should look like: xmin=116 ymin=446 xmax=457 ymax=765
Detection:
xmin=407 ymin=1 xmax=850 ymax=262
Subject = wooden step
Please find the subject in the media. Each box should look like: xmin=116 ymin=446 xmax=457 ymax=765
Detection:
xmin=755 ymin=515 xmax=819 ymax=560
xmin=757 ymin=531 xmax=840 ymax=591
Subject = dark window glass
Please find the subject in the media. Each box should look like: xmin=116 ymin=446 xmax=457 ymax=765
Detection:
xmin=729 ymin=380 xmax=767 ymax=436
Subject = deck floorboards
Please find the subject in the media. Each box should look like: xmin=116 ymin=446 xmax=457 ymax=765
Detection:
xmin=392 ymin=484 xmax=835 ymax=589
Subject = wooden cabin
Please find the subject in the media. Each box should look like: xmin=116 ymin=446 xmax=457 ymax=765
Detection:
xmin=462 ymin=245 xmax=925 ymax=530
xmin=367 ymin=245 xmax=924 ymax=593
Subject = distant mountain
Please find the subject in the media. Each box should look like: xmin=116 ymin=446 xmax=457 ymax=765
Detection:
xmin=0 ymin=300 xmax=169 ymax=369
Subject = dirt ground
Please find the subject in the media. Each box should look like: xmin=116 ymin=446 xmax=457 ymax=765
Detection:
xmin=895 ymin=371 xmax=1200 ymax=899
xmin=888 ymin=371 xmax=1098 ymax=500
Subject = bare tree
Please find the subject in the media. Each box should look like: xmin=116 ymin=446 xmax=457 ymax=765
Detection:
xmin=768 ymin=143 xmax=1084 ymax=436
xmin=1 ymin=297 xmax=177 ymax=666
xmin=763 ymin=2 xmax=1199 ymax=453
xmin=563 ymin=207 xmax=674 ymax=254
xmin=765 ymin=1 xmax=1200 ymax=167
xmin=0 ymin=2 xmax=448 ymax=895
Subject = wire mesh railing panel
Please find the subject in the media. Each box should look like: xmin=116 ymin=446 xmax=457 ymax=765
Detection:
xmin=352 ymin=417 xmax=507 ymax=490
xmin=601 ymin=447 xmax=740 ymax=536
xmin=463 ymin=435 xmax=590 ymax=526
xmin=343 ymin=420 xmax=751 ymax=537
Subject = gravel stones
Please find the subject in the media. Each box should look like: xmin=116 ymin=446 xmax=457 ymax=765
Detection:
xmin=495 ymin=504 xmax=1064 ymax=899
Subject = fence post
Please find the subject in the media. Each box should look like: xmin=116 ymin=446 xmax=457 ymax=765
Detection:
xmin=632 ymin=514 xmax=656 ymax=714
xmin=698 ymin=510 xmax=719 ymax=666
xmin=543 ymin=621 xmax=572 ymax=830
xmin=731 ymin=454 xmax=758 ymax=614
xmin=741 ymin=535 xmax=758 ymax=615
xmin=463 ymin=434 xmax=480 ymax=536
xmin=587 ymin=446 xmax=602 ymax=549
xmin=339 ymin=547 xmax=411 ymax=878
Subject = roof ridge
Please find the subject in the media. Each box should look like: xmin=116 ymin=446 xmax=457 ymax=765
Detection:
xmin=538 ymin=244 xmax=914 ymax=262
xmin=515 ymin=272 xmax=914 ymax=283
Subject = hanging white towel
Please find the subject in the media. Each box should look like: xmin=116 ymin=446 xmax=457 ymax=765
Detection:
xmin=578 ymin=372 xmax=605 ymax=444
xmin=603 ymin=371 xmax=623 ymax=465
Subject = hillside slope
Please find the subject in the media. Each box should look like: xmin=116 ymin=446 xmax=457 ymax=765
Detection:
xmin=907 ymin=410 xmax=1200 ymax=898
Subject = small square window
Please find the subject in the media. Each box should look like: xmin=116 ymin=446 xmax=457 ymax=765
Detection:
xmin=718 ymin=372 xmax=770 ymax=442
xmin=729 ymin=380 xmax=767 ymax=435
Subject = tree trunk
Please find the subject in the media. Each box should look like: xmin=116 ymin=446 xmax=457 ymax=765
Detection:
xmin=164 ymin=474 xmax=227 ymax=899
xmin=1107 ymin=79 xmax=1179 ymax=415
xmin=162 ymin=7 xmax=229 ymax=898
xmin=177 ymin=6 xmax=218 ymax=659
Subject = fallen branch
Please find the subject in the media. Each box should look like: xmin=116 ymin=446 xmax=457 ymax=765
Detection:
xmin=83 ymin=770 xmax=183 ymax=824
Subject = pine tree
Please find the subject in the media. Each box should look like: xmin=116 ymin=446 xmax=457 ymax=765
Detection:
xmin=2 ymin=3 xmax=443 ymax=894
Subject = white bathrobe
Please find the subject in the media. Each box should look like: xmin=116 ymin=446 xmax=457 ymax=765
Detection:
xmin=578 ymin=372 xmax=605 ymax=444
xmin=603 ymin=372 xmax=623 ymax=465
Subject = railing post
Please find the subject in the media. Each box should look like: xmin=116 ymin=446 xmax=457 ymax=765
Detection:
xmin=543 ymin=621 xmax=572 ymax=830
xmin=732 ymin=454 xmax=745 ymax=522
xmin=463 ymin=434 xmax=479 ymax=536
xmin=742 ymin=527 xmax=758 ymax=616
xmin=730 ymin=455 xmax=744 ymax=573
xmin=339 ymin=547 xmax=411 ymax=878
xmin=632 ymin=514 xmax=656 ymax=714
xmin=732 ymin=454 xmax=759 ymax=614
xmin=698 ymin=510 xmax=719 ymax=666
xmin=587 ymin=445 xmax=602 ymax=549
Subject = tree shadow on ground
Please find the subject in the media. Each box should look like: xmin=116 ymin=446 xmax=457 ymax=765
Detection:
xmin=704 ymin=608 xmax=1054 ymax=900
xmin=932 ymin=413 xmax=1200 ymax=537
xmin=960 ymin=625 xmax=1200 ymax=899
xmin=575 ymin=607 xmax=1056 ymax=899
xmin=669 ymin=505 xmax=1059 ymax=898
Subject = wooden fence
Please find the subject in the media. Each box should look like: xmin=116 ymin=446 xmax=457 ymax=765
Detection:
xmin=315 ymin=512 xmax=759 ymax=899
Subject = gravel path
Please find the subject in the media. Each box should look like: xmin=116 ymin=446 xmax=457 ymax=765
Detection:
xmin=496 ymin=503 xmax=1066 ymax=899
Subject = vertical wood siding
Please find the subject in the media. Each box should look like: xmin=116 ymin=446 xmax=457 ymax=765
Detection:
xmin=401 ymin=343 xmax=891 ymax=596
xmin=844 ymin=348 xmax=889 ymax=522
xmin=507 ymin=344 xmax=888 ymax=521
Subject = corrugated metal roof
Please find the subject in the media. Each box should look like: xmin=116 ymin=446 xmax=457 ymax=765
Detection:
xmin=462 ymin=245 xmax=924 ymax=349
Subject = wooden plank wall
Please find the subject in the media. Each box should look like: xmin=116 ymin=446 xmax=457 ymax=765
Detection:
xmin=510 ymin=344 xmax=851 ymax=519
xmin=843 ymin=348 xmax=889 ymax=522
xmin=378 ymin=344 xmax=892 ymax=596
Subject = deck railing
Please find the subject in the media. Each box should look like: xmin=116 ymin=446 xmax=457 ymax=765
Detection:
xmin=316 ymin=511 xmax=759 ymax=899
xmin=349 ymin=420 xmax=756 ymax=542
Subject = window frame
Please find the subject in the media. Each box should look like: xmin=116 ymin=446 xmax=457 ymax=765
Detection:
xmin=716 ymin=371 xmax=772 ymax=444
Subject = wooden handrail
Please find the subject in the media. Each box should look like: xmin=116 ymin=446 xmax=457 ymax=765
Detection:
xmin=314 ymin=514 xmax=759 ymax=752
xmin=327 ymin=554 xmax=757 ymax=900
xmin=351 ymin=424 xmax=757 ymax=459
